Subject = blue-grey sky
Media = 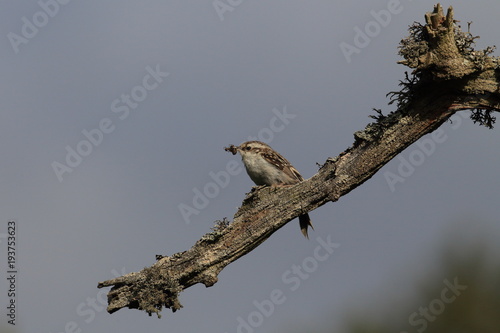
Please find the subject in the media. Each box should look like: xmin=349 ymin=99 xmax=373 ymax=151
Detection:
xmin=1 ymin=1 xmax=500 ymax=332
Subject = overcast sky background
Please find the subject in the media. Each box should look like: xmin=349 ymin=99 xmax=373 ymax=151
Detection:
xmin=1 ymin=1 xmax=500 ymax=332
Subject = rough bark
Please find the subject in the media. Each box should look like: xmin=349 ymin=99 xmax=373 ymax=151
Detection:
xmin=97 ymin=4 xmax=500 ymax=317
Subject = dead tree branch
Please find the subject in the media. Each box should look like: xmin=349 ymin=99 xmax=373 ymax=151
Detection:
xmin=98 ymin=3 xmax=500 ymax=317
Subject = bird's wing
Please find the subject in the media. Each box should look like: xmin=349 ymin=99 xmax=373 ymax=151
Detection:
xmin=261 ymin=150 xmax=304 ymax=183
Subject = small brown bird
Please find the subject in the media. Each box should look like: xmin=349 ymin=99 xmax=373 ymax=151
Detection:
xmin=226 ymin=141 xmax=313 ymax=238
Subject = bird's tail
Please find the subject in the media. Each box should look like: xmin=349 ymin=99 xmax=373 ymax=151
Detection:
xmin=299 ymin=214 xmax=314 ymax=239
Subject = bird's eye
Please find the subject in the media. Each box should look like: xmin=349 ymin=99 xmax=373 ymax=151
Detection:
xmin=245 ymin=146 xmax=251 ymax=150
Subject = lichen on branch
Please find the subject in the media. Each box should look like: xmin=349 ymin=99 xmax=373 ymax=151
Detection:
xmin=98 ymin=3 xmax=500 ymax=318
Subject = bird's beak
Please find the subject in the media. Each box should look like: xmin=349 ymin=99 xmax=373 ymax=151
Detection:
xmin=224 ymin=144 xmax=239 ymax=155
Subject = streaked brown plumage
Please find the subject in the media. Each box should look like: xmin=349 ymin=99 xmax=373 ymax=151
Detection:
xmin=226 ymin=141 xmax=313 ymax=238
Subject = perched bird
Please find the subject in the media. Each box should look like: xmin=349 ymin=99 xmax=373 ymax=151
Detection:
xmin=225 ymin=141 xmax=313 ymax=238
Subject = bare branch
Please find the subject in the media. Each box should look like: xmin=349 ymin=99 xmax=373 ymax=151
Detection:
xmin=98 ymin=3 xmax=500 ymax=317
